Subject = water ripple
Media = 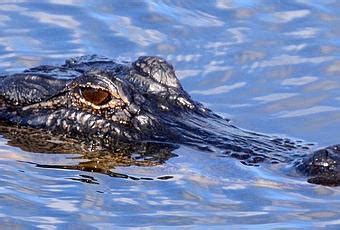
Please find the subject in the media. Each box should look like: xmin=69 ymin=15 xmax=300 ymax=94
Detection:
xmin=284 ymin=27 xmax=319 ymax=38
xmin=271 ymin=10 xmax=310 ymax=23
xmin=275 ymin=106 xmax=340 ymax=118
xmin=250 ymin=54 xmax=335 ymax=70
xmin=0 ymin=0 xmax=339 ymax=228
xmin=190 ymin=82 xmax=246 ymax=95
xmin=148 ymin=0 xmax=224 ymax=27
xmin=281 ymin=76 xmax=318 ymax=86
xmin=21 ymin=11 xmax=80 ymax=29
xmin=253 ymin=93 xmax=299 ymax=103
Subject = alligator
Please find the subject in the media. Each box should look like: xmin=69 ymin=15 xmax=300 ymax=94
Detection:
xmin=0 ymin=55 xmax=339 ymax=186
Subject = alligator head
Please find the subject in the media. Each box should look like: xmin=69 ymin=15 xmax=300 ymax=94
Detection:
xmin=0 ymin=55 xmax=339 ymax=186
xmin=0 ymin=56 xmax=205 ymax=144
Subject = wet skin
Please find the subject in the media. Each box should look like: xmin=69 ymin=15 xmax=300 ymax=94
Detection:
xmin=0 ymin=55 xmax=339 ymax=186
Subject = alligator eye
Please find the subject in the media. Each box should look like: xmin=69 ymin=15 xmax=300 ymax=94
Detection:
xmin=80 ymin=87 xmax=112 ymax=106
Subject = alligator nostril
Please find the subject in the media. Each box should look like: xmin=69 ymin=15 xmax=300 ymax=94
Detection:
xmin=80 ymin=87 xmax=112 ymax=106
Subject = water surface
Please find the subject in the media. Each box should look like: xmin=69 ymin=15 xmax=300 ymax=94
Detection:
xmin=0 ymin=0 xmax=339 ymax=228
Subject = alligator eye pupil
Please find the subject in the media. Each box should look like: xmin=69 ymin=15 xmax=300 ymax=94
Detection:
xmin=80 ymin=88 xmax=112 ymax=106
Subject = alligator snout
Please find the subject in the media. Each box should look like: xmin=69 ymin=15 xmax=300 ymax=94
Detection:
xmin=297 ymin=145 xmax=340 ymax=186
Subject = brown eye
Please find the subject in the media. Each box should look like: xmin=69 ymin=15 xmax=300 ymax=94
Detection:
xmin=80 ymin=87 xmax=112 ymax=106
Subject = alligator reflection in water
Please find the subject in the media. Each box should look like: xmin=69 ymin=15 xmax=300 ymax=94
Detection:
xmin=0 ymin=121 xmax=177 ymax=181
xmin=0 ymin=55 xmax=339 ymax=186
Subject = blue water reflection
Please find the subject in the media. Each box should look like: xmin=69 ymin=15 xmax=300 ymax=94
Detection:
xmin=0 ymin=0 xmax=339 ymax=228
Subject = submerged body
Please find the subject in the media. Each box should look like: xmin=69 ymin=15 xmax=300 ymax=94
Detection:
xmin=0 ymin=55 xmax=339 ymax=186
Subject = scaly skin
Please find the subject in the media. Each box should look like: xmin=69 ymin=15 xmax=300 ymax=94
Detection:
xmin=0 ymin=55 xmax=339 ymax=186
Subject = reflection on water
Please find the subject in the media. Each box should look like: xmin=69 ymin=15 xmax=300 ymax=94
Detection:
xmin=0 ymin=122 xmax=177 ymax=180
xmin=0 ymin=0 xmax=339 ymax=228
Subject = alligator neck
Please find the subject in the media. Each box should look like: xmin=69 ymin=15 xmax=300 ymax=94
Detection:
xmin=165 ymin=111 xmax=310 ymax=165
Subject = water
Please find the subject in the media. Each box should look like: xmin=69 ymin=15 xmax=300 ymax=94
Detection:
xmin=0 ymin=0 xmax=340 ymax=228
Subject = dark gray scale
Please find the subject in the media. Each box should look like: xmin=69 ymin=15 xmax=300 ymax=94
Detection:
xmin=0 ymin=74 xmax=68 ymax=105
xmin=132 ymin=56 xmax=181 ymax=89
xmin=63 ymin=55 xmax=130 ymax=76
xmin=24 ymin=65 xmax=81 ymax=80
xmin=296 ymin=145 xmax=340 ymax=186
